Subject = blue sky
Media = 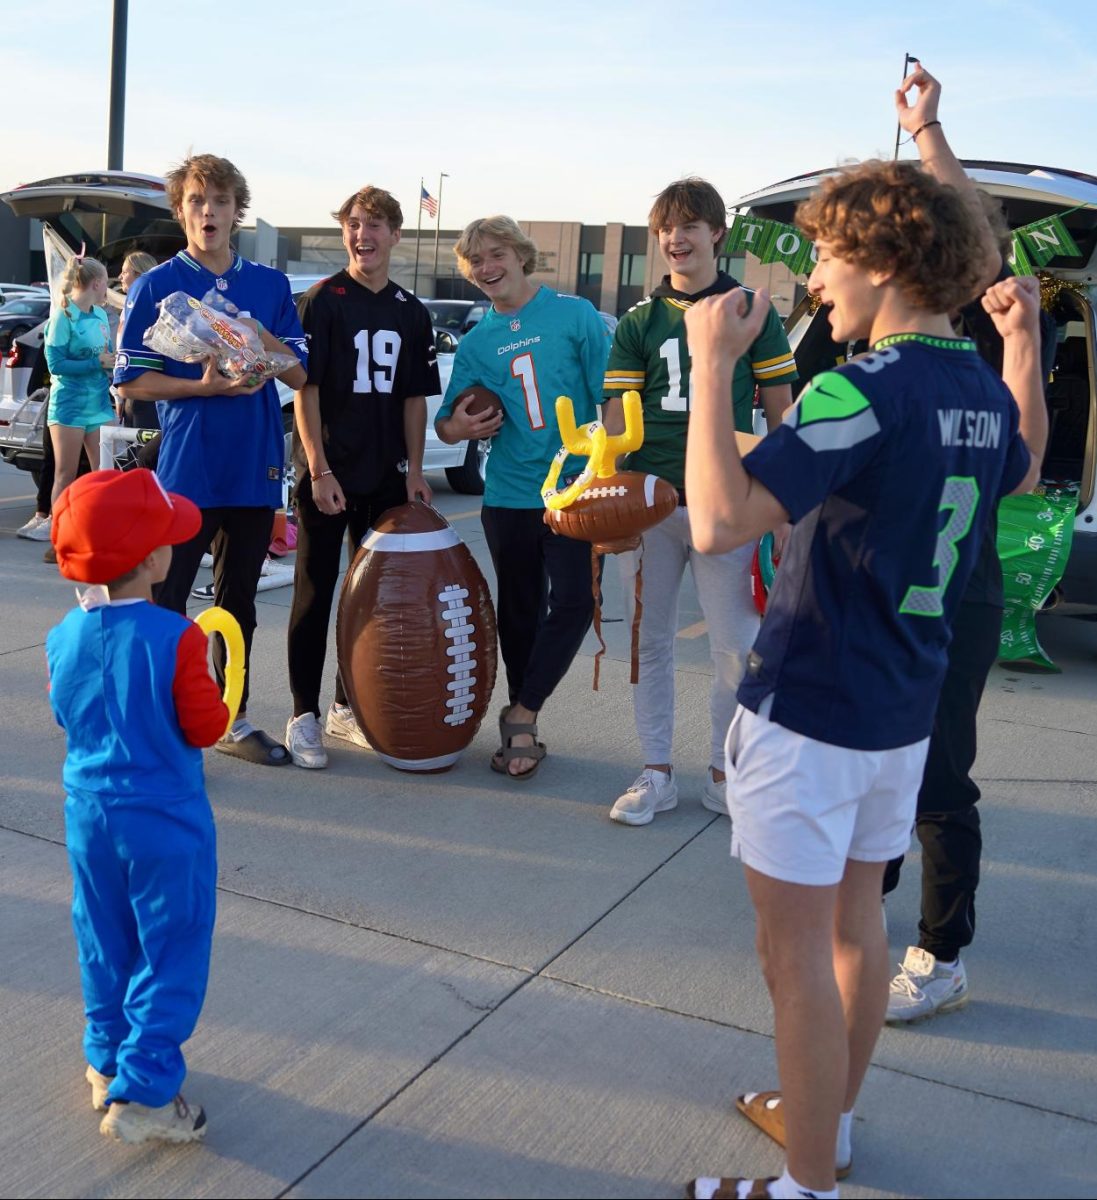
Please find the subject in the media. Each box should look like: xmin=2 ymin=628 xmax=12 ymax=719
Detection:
xmin=9 ymin=0 xmax=1097 ymax=231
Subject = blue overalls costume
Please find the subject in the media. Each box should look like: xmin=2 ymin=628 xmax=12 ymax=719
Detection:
xmin=46 ymin=468 xmax=227 ymax=1114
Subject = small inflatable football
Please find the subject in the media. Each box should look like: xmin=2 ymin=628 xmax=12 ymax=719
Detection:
xmin=336 ymin=502 xmax=497 ymax=772
xmin=454 ymin=385 xmax=503 ymax=422
xmin=544 ymin=471 xmax=677 ymax=549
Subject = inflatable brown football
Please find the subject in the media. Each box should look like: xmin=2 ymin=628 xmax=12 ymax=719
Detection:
xmin=454 ymin=385 xmax=503 ymax=421
xmin=336 ymin=502 xmax=497 ymax=772
xmin=544 ymin=471 xmax=677 ymax=549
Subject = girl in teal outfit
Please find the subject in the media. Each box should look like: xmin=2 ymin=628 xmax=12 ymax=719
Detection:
xmin=45 ymin=256 xmax=115 ymax=508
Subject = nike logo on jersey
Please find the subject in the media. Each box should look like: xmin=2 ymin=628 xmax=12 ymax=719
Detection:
xmin=938 ymin=408 xmax=1002 ymax=448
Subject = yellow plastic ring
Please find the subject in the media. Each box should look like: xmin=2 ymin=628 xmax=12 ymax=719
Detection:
xmin=195 ymin=605 xmax=245 ymax=735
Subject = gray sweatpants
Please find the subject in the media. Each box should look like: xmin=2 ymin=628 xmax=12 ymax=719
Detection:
xmin=617 ymin=506 xmax=759 ymax=770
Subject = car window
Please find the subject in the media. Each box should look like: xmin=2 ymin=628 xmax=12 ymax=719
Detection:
xmin=0 ymin=300 xmax=45 ymax=316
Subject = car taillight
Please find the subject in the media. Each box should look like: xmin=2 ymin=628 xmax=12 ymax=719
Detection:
xmin=7 ymin=343 xmax=19 ymax=368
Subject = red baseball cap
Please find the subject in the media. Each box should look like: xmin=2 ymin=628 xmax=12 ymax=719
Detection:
xmin=51 ymin=469 xmax=201 ymax=583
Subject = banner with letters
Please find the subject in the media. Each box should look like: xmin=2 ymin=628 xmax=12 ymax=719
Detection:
xmin=728 ymin=207 xmax=1086 ymax=279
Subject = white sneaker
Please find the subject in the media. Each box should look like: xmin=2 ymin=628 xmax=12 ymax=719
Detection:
xmin=100 ymin=1093 xmax=207 ymax=1144
xmin=610 ymin=768 xmax=678 ymax=826
xmin=17 ymin=513 xmax=51 ymax=541
xmin=285 ymin=712 xmax=328 ymax=769
xmin=700 ymin=771 xmax=728 ymax=816
xmin=325 ymin=702 xmax=371 ymax=749
xmin=886 ymin=947 xmax=969 ymax=1024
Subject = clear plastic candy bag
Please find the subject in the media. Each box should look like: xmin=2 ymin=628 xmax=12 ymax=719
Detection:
xmin=142 ymin=289 xmax=297 ymax=384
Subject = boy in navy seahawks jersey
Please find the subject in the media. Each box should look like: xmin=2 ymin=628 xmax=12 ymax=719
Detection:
xmin=682 ymin=159 xmax=1043 ymax=1200
xmin=285 ymin=186 xmax=440 ymax=768
xmin=115 ymin=154 xmax=307 ymax=767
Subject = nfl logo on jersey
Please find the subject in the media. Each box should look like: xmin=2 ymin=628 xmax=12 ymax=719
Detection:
xmin=510 ymin=319 xmax=521 ymax=332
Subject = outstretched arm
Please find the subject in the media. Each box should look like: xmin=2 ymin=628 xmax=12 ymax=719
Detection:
xmin=897 ymin=62 xmax=1002 ymax=294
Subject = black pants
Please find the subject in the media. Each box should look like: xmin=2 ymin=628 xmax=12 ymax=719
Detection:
xmin=480 ymin=505 xmax=598 ymax=713
xmin=158 ymin=507 xmax=274 ymax=714
xmin=883 ymin=601 xmax=1002 ymax=961
xmin=287 ymin=476 xmax=407 ymax=718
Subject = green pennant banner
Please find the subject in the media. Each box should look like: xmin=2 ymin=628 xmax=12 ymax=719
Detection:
xmin=996 ymin=482 xmax=1079 ymax=671
xmin=725 ymin=216 xmax=816 ymax=277
xmin=729 ymin=205 xmax=1086 ymax=279
xmin=1011 ymin=210 xmax=1082 ymax=270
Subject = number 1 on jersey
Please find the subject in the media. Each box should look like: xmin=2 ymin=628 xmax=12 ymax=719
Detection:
xmin=659 ymin=338 xmax=691 ymax=411
xmin=511 ymin=352 xmax=545 ymax=429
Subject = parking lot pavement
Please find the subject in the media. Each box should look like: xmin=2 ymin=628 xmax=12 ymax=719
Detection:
xmin=1 ymin=461 xmax=1095 ymax=1198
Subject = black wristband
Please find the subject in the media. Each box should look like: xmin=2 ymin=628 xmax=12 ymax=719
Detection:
xmin=912 ymin=120 xmax=942 ymax=139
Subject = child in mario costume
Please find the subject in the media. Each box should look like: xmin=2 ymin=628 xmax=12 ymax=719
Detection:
xmin=46 ymin=469 xmax=229 ymax=1145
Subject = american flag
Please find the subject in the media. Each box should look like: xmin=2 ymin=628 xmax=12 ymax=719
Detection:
xmin=420 ymin=187 xmax=438 ymax=218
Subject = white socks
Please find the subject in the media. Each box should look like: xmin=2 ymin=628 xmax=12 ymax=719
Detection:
xmin=772 ymin=1167 xmax=839 ymax=1198
xmin=836 ymin=1108 xmax=853 ymax=1170
xmin=227 ymin=717 xmax=255 ymax=742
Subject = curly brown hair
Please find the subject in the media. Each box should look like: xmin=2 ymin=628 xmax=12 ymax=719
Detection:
xmin=333 ymin=186 xmax=403 ymax=230
xmin=796 ymin=160 xmax=983 ymax=313
xmin=165 ymin=154 xmax=251 ymax=229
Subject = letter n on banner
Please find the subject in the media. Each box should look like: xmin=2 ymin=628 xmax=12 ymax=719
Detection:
xmin=1020 ymin=215 xmax=1081 ymax=268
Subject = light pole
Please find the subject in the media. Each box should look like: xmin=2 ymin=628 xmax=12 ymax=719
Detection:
xmin=107 ymin=0 xmax=128 ymax=170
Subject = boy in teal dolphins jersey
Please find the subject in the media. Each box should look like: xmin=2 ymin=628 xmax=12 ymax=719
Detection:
xmin=436 ymin=215 xmax=609 ymax=779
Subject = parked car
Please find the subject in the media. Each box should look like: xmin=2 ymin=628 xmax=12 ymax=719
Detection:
xmin=420 ymin=298 xmax=488 ymax=340
xmin=0 ymin=296 xmax=51 ymax=352
xmin=0 ymin=284 xmax=49 ymax=306
xmin=733 ymin=158 xmax=1097 ymax=609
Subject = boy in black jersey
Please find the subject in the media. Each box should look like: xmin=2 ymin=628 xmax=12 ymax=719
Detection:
xmin=285 ymin=186 xmax=440 ymax=768
xmin=681 ymin=147 xmax=1044 ymax=1196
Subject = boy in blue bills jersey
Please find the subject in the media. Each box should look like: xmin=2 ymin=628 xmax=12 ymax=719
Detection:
xmin=436 ymin=216 xmax=609 ymax=779
xmin=115 ymin=154 xmax=307 ymax=767
xmin=682 ymin=159 xmax=1043 ymax=1200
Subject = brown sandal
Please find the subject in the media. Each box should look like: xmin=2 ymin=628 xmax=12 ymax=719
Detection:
xmin=735 ymin=1091 xmax=852 ymax=1180
xmin=490 ymin=706 xmax=547 ymax=780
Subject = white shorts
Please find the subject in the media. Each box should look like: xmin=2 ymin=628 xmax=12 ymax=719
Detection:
xmin=724 ymin=702 xmax=929 ymax=887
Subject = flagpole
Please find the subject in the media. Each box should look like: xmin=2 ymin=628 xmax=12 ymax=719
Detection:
xmin=893 ymin=52 xmax=917 ymax=160
xmin=413 ymin=177 xmax=424 ymax=294
xmin=432 ymin=172 xmax=448 ymax=292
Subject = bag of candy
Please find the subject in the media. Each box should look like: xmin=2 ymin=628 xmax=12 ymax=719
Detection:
xmin=142 ymin=290 xmax=297 ymax=384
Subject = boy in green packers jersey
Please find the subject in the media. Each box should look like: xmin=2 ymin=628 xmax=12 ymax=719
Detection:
xmin=603 ymin=178 xmax=796 ymax=827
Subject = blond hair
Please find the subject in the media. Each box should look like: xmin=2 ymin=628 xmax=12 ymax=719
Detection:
xmin=122 ymin=250 xmax=157 ymax=277
xmin=454 ymin=216 xmax=538 ymax=281
xmin=58 ymin=256 xmax=108 ymax=318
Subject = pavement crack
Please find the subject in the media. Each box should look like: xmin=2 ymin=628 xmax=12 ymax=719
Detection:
xmin=437 ymin=978 xmax=496 ymax=1013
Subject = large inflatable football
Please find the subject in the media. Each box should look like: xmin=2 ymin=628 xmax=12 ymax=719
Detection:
xmin=336 ymin=502 xmax=497 ymax=772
